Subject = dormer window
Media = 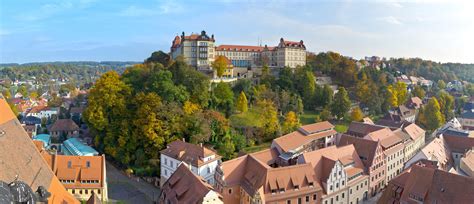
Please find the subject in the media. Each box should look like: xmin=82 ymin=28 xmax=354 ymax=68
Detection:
xmin=309 ymin=182 xmax=314 ymax=187
xmin=280 ymin=188 xmax=285 ymax=193
xmin=294 ymin=185 xmax=299 ymax=190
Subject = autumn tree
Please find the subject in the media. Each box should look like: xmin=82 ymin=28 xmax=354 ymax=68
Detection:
xmin=351 ymin=107 xmax=364 ymax=122
xmin=331 ymin=87 xmax=351 ymax=120
xmin=212 ymin=55 xmax=229 ymax=78
xmin=212 ymin=82 xmax=234 ymax=115
xmin=2 ymin=89 xmax=11 ymax=99
xmin=236 ymin=91 xmax=248 ymax=113
xmin=424 ymin=97 xmax=445 ymax=131
xmin=282 ymin=111 xmax=300 ymax=134
xmin=437 ymin=91 xmax=455 ymax=120
xmin=386 ymin=85 xmax=398 ymax=108
xmin=257 ymin=100 xmax=280 ymax=139
xmin=183 ymin=100 xmax=201 ymax=115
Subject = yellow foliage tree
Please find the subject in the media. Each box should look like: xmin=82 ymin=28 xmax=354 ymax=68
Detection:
xmin=236 ymin=91 xmax=248 ymax=113
xmin=350 ymin=107 xmax=364 ymax=122
xmin=183 ymin=100 xmax=201 ymax=115
xmin=212 ymin=55 xmax=228 ymax=78
xmin=282 ymin=111 xmax=300 ymax=134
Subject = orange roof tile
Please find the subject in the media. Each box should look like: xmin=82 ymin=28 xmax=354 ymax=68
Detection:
xmin=160 ymin=140 xmax=220 ymax=167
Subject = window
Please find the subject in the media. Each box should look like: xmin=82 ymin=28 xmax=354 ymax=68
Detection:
xmin=342 ymin=193 xmax=345 ymax=198
xmin=98 ymin=189 xmax=101 ymax=194
xmin=313 ymin=194 xmax=317 ymax=200
xmin=72 ymin=189 xmax=75 ymax=194
xmin=336 ymin=183 xmax=339 ymax=188
xmin=350 ymin=189 xmax=352 ymax=194
xmin=164 ymin=158 xmax=167 ymax=165
xmin=330 ymin=185 xmax=332 ymax=191
xmin=79 ymin=190 xmax=82 ymax=194
xmin=336 ymin=196 xmax=338 ymax=201
xmin=228 ymin=189 xmax=232 ymax=194
xmin=306 ymin=196 xmax=310 ymax=202
xmin=86 ymin=161 xmax=90 ymax=168
xmin=287 ymin=200 xmax=291 ymax=204
xmin=342 ymin=181 xmax=345 ymax=186
xmin=207 ymin=167 xmax=211 ymax=173
xmin=165 ymin=169 xmax=167 ymax=176
xmin=338 ymin=171 xmax=341 ymax=175
xmin=298 ymin=197 xmax=302 ymax=204
xmin=68 ymin=161 xmax=72 ymax=168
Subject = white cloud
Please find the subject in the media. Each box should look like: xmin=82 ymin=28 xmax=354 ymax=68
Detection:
xmin=378 ymin=16 xmax=403 ymax=25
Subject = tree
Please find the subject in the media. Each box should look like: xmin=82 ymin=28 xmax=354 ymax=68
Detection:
xmin=236 ymin=91 xmax=248 ymax=113
xmin=437 ymin=91 xmax=455 ymax=120
xmin=150 ymin=70 xmax=189 ymax=103
xmin=413 ymin=85 xmax=425 ymax=99
xmin=394 ymin=82 xmax=408 ymax=106
xmin=219 ymin=132 xmax=235 ymax=160
xmin=212 ymin=82 xmax=234 ymax=114
xmin=424 ymin=97 xmax=445 ymax=131
xmin=212 ymin=55 xmax=228 ymax=78
xmin=183 ymin=100 xmax=201 ymax=115
xmin=320 ymin=84 xmax=333 ymax=108
xmin=145 ymin=51 xmax=171 ymax=66
xmin=282 ymin=111 xmax=300 ymax=134
xmin=437 ymin=80 xmax=446 ymax=90
xmin=18 ymin=85 xmax=28 ymax=97
xmin=2 ymin=89 xmax=11 ymax=99
xmin=30 ymin=91 xmax=39 ymax=99
xmin=331 ymin=87 xmax=351 ymax=120
xmin=257 ymin=100 xmax=280 ymax=139
xmin=350 ymin=107 xmax=364 ymax=122
xmin=386 ymin=85 xmax=398 ymax=108
xmin=320 ymin=108 xmax=332 ymax=121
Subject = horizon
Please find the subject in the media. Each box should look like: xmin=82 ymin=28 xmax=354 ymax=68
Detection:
xmin=1 ymin=0 xmax=474 ymax=64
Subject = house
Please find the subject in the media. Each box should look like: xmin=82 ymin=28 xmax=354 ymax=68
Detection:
xmin=160 ymin=140 xmax=221 ymax=186
xmin=392 ymin=105 xmax=416 ymax=123
xmin=459 ymin=111 xmax=474 ymax=130
xmin=160 ymin=163 xmax=223 ymax=204
xmin=346 ymin=122 xmax=406 ymax=181
xmin=297 ymin=145 xmax=370 ymax=204
xmin=337 ymin=135 xmax=386 ymax=197
xmin=0 ymin=95 xmax=79 ymax=203
xmin=41 ymin=153 xmax=108 ymax=202
xmin=49 ymin=118 xmax=80 ymax=139
xmin=214 ymin=148 xmax=323 ymax=204
xmin=460 ymin=150 xmax=474 ymax=177
xmin=271 ymin=121 xmax=337 ymax=166
xmin=21 ymin=115 xmax=42 ymax=126
xmin=442 ymin=134 xmax=474 ymax=169
xmin=26 ymin=106 xmax=59 ymax=119
xmin=406 ymin=97 xmax=423 ymax=109
xmin=23 ymin=124 xmax=37 ymax=138
xmin=378 ymin=164 xmax=474 ymax=204
xmin=405 ymin=137 xmax=453 ymax=171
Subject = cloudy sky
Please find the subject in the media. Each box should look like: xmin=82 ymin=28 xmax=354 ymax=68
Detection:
xmin=1 ymin=0 xmax=473 ymax=63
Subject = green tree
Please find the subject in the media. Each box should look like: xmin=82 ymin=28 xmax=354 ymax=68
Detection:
xmin=331 ymin=87 xmax=351 ymax=120
xmin=424 ymin=97 xmax=445 ymax=131
xmin=212 ymin=55 xmax=228 ymax=78
xmin=350 ymin=107 xmax=364 ymax=122
xmin=437 ymin=80 xmax=446 ymax=90
xmin=169 ymin=58 xmax=210 ymax=107
xmin=437 ymin=91 xmax=455 ymax=120
xmin=413 ymin=85 xmax=426 ymax=99
xmin=236 ymin=91 xmax=248 ymax=113
xmin=145 ymin=51 xmax=171 ymax=66
xmin=219 ymin=132 xmax=235 ymax=160
xmin=282 ymin=111 xmax=300 ymax=134
xmin=2 ymin=89 xmax=11 ymax=99
xmin=320 ymin=84 xmax=334 ymax=107
xmin=150 ymin=70 xmax=189 ymax=103
xmin=319 ymin=108 xmax=332 ymax=121
xmin=212 ymin=82 xmax=234 ymax=115
xmin=18 ymin=85 xmax=28 ymax=97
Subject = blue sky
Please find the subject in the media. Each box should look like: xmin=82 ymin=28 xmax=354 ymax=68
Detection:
xmin=1 ymin=0 xmax=473 ymax=63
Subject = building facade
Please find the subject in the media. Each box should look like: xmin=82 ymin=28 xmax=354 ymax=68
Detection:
xmin=170 ymin=31 xmax=307 ymax=72
xmin=160 ymin=140 xmax=221 ymax=186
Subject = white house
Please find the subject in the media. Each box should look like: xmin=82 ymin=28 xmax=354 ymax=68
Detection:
xmin=160 ymin=140 xmax=221 ymax=186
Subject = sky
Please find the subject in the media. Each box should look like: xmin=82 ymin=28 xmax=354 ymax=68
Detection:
xmin=1 ymin=0 xmax=474 ymax=64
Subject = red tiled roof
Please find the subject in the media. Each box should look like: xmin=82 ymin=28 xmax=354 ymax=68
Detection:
xmin=442 ymin=134 xmax=474 ymax=153
xmin=49 ymin=119 xmax=79 ymax=132
xmin=160 ymin=140 xmax=220 ymax=167
xmin=160 ymin=164 xmax=219 ymax=203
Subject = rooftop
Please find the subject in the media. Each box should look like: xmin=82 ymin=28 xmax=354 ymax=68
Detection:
xmin=160 ymin=140 xmax=219 ymax=167
xmin=62 ymin=138 xmax=99 ymax=156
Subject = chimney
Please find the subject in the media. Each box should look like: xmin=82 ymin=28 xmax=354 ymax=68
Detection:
xmin=200 ymin=143 xmax=203 ymax=148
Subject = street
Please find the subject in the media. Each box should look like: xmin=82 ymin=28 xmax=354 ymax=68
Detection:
xmin=106 ymin=162 xmax=161 ymax=204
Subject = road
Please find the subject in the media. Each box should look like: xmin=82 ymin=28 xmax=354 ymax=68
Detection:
xmin=106 ymin=162 xmax=161 ymax=204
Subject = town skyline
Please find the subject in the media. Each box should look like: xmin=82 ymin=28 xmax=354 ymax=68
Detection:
xmin=1 ymin=0 xmax=474 ymax=63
